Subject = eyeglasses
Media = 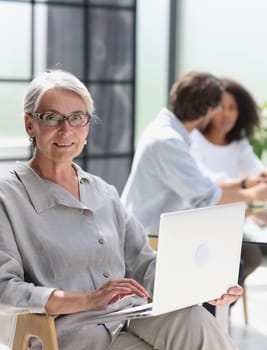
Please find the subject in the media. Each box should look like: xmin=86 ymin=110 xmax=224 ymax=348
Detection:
xmin=31 ymin=112 xmax=91 ymax=127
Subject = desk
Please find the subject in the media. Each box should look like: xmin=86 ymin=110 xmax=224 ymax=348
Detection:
xmin=243 ymin=207 xmax=267 ymax=245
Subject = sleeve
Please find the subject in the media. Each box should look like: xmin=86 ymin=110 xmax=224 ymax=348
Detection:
xmin=238 ymin=139 xmax=265 ymax=177
xmin=0 ymin=199 xmax=55 ymax=315
xmin=110 ymin=186 xmax=156 ymax=297
xmin=124 ymin=212 xmax=156 ymax=296
xmin=155 ymin=136 xmax=222 ymax=208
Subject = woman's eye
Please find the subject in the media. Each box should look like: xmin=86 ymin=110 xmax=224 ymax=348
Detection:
xmin=46 ymin=114 xmax=60 ymax=121
xmin=72 ymin=114 xmax=82 ymax=120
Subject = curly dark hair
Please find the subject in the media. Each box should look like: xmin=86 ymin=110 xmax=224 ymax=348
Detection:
xmin=169 ymin=71 xmax=223 ymax=122
xmin=211 ymin=78 xmax=260 ymax=142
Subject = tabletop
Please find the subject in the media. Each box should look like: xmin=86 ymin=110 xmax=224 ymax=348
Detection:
xmin=148 ymin=205 xmax=267 ymax=246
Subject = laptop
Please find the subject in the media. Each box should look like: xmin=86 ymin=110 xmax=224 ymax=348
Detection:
xmin=86 ymin=202 xmax=246 ymax=323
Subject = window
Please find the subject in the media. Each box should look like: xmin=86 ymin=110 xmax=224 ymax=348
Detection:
xmin=0 ymin=0 xmax=136 ymax=193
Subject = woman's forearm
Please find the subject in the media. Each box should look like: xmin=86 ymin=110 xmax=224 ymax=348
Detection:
xmin=45 ymin=278 xmax=149 ymax=316
xmin=45 ymin=290 xmax=91 ymax=315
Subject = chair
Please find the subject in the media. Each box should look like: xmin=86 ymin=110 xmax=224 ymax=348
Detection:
xmin=12 ymin=314 xmax=59 ymax=350
xmin=237 ymin=259 xmax=249 ymax=325
xmin=148 ymin=236 xmax=158 ymax=250
xmin=242 ymin=283 xmax=248 ymax=325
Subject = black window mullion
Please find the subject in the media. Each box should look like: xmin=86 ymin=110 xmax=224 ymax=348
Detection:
xmin=80 ymin=0 xmax=89 ymax=171
xmin=130 ymin=2 xmax=136 ymax=161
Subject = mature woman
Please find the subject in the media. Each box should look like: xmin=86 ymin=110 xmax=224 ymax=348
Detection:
xmin=0 ymin=70 xmax=242 ymax=350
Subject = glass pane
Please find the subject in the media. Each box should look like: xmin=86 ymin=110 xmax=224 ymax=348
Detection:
xmin=87 ymin=84 xmax=132 ymax=155
xmin=3 ymin=0 xmax=31 ymax=2
xmin=88 ymin=9 xmax=134 ymax=80
xmin=0 ymin=83 xmax=28 ymax=138
xmin=34 ymin=4 xmax=48 ymax=75
xmin=85 ymin=157 xmax=131 ymax=194
xmin=0 ymin=2 xmax=31 ymax=79
xmin=0 ymin=140 xmax=30 ymax=161
xmin=46 ymin=5 xmax=84 ymax=78
xmin=38 ymin=0 xmax=84 ymax=3
xmin=0 ymin=161 xmax=23 ymax=178
xmin=90 ymin=0 xmax=135 ymax=6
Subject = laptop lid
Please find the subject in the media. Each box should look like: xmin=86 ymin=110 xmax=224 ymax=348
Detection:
xmin=85 ymin=202 xmax=245 ymax=323
xmin=152 ymin=202 xmax=246 ymax=315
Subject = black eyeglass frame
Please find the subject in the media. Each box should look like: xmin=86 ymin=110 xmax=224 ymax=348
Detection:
xmin=30 ymin=112 xmax=91 ymax=128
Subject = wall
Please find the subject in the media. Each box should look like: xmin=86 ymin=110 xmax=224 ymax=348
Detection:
xmin=135 ymin=0 xmax=170 ymax=143
xmin=177 ymin=0 xmax=267 ymax=105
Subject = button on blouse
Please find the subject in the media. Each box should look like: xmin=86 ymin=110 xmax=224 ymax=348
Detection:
xmin=98 ymin=238 xmax=104 ymax=245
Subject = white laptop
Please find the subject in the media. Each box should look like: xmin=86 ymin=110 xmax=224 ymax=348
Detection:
xmin=86 ymin=202 xmax=246 ymax=323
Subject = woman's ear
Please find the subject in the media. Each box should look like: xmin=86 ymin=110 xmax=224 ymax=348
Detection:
xmin=24 ymin=114 xmax=35 ymax=137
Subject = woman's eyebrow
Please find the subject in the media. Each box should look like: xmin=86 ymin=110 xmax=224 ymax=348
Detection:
xmin=42 ymin=109 xmax=86 ymax=114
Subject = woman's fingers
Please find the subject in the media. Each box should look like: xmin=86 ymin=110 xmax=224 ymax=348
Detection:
xmin=89 ymin=278 xmax=149 ymax=310
xmin=207 ymin=285 xmax=243 ymax=306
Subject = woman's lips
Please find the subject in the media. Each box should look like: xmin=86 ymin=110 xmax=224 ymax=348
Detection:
xmin=54 ymin=142 xmax=74 ymax=147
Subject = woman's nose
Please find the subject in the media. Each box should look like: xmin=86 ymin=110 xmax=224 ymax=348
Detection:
xmin=57 ymin=119 xmax=73 ymax=135
xmin=59 ymin=119 xmax=72 ymax=129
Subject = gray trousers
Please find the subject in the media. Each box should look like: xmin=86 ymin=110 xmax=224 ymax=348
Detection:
xmin=110 ymin=305 xmax=238 ymax=350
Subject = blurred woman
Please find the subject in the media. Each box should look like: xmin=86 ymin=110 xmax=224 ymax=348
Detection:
xmin=191 ymin=78 xmax=267 ymax=282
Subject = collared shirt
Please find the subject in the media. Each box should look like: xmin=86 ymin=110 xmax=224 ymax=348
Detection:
xmin=0 ymin=162 xmax=156 ymax=350
xmin=121 ymin=108 xmax=221 ymax=232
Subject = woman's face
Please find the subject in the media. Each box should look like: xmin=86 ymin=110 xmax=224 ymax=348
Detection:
xmin=25 ymin=89 xmax=89 ymax=164
xmin=210 ymin=91 xmax=239 ymax=134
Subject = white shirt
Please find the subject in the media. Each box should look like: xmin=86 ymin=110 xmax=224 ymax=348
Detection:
xmin=121 ymin=108 xmax=221 ymax=231
xmin=190 ymin=129 xmax=264 ymax=181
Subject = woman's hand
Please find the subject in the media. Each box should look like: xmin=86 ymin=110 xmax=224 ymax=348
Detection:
xmin=245 ymin=172 xmax=267 ymax=188
xmin=247 ymin=182 xmax=267 ymax=201
xmin=88 ymin=278 xmax=149 ymax=310
xmin=207 ymin=285 xmax=243 ymax=307
xmin=46 ymin=278 xmax=149 ymax=315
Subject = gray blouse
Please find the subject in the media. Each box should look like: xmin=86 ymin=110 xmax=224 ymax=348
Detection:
xmin=0 ymin=162 xmax=156 ymax=350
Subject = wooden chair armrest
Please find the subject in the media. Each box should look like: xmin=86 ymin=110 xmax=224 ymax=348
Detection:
xmin=148 ymin=236 xmax=158 ymax=250
xmin=12 ymin=314 xmax=59 ymax=350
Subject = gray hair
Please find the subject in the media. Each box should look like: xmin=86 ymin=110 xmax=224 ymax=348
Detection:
xmin=24 ymin=70 xmax=95 ymax=116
